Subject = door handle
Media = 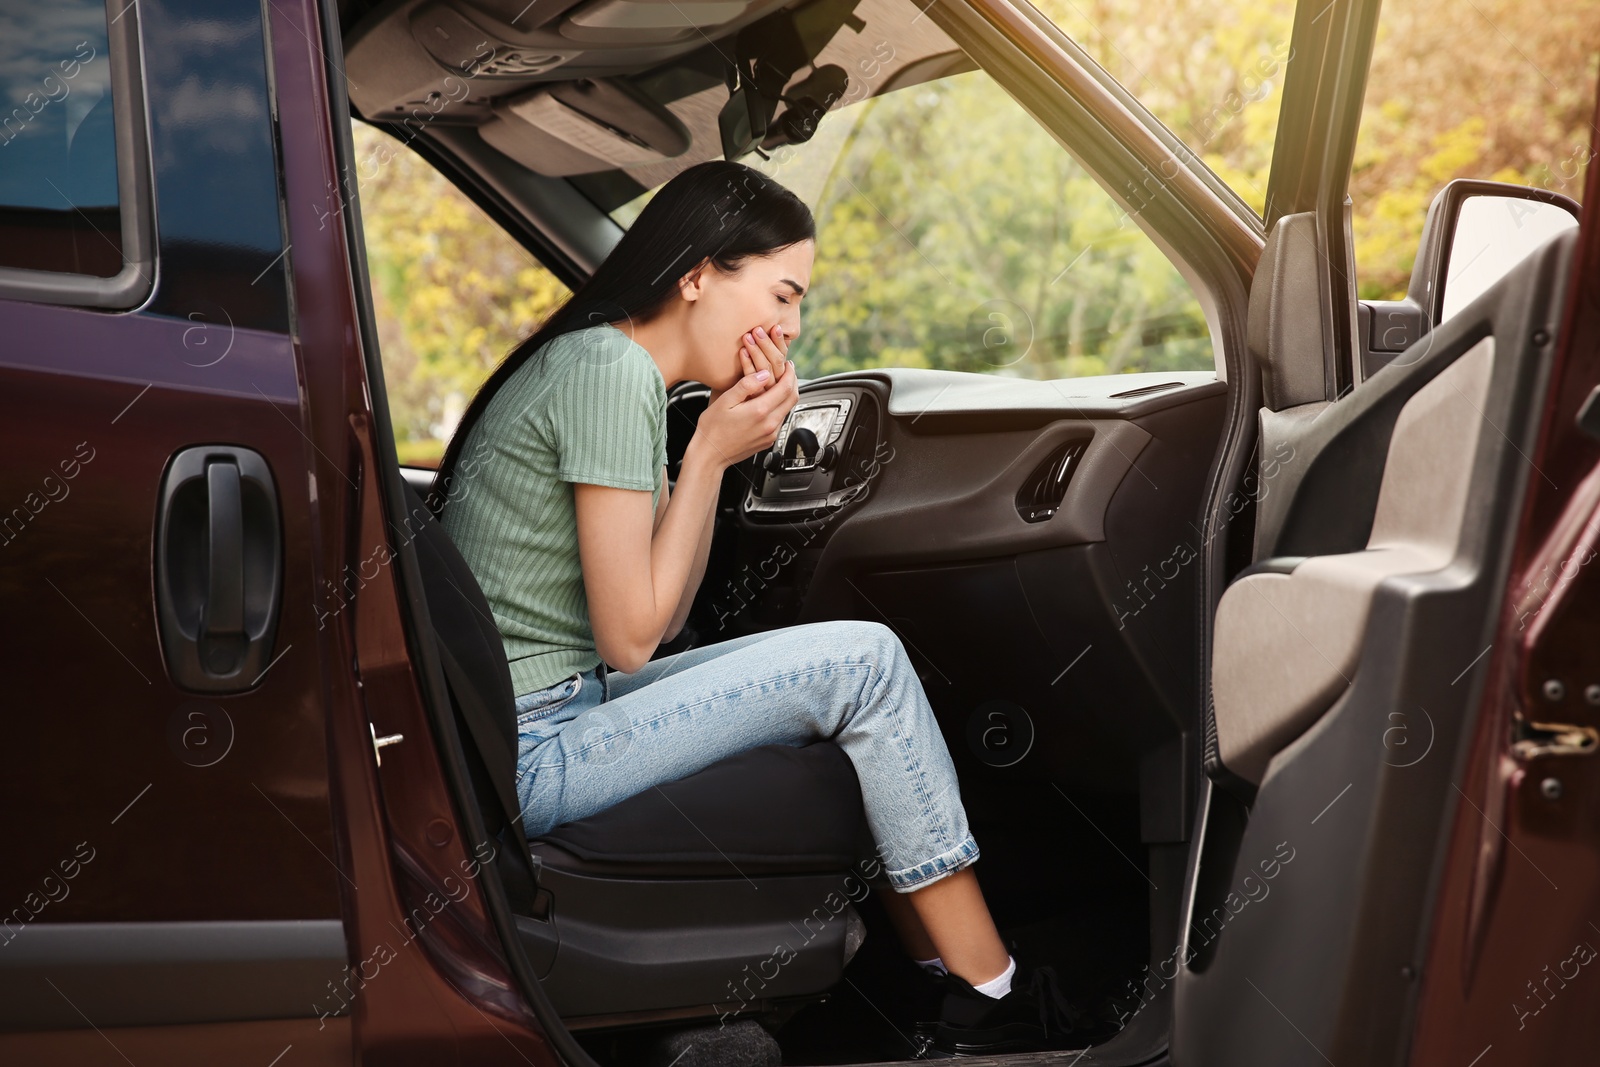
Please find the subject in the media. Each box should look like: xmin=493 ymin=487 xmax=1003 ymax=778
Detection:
xmin=155 ymin=445 xmax=283 ymax=692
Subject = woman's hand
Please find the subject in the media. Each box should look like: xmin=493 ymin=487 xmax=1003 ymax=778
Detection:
xmin=741 ymin=324 xmax=789 ymax=383
xmin=710 ymin=324 xmax=790 ymax=406
xmin=690 ymin=335 xmax=799 ymax=471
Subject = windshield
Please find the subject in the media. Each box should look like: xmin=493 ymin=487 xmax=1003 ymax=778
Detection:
xmin=608 ymin=1 xmax=1214 ymax=381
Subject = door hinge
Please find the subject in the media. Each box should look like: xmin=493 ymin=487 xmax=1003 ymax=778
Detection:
xmin=1512 ymin=719 xmax=1598 ymax=760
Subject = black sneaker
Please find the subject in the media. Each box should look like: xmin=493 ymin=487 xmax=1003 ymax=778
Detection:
xmin=924 ymin=961 xmax=1104 ymax=1056
xmin=898 ymin=962 xmax=955 ymax=1059
xmin=909 ymin=961 xmax=955 ymax=1023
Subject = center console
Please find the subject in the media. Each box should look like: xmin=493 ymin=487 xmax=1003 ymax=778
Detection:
xmin=742 ymin=384 xmax=883 ymax=518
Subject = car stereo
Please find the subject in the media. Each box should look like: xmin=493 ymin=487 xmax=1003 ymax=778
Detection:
xmin=743 ymin=387 xmax=880 ymax=518
xmin=774 ymin=398 xmax=852 ymax=470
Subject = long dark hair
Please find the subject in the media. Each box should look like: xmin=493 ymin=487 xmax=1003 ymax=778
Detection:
xmin=425 ymin=159 xmax=815 ymax=518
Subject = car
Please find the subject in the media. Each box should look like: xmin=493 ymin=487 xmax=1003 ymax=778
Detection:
xmin=3 ymin=0 xmax=1598 ymax=1063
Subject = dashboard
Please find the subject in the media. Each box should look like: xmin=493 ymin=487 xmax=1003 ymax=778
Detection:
xmin=407 ymin=369 xmax=1226 ymax=533
xmin=655 ymin=367 xmax=1229 ymax=643
xmin=723 ymin=367 xmax=1223 ymax=527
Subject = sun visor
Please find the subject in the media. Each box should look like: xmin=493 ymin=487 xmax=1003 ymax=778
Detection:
xmin=481 ymin=78 xmax=691 ymax=174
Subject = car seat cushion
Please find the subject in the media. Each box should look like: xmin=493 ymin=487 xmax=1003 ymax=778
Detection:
xmin=532 ymin=741 xmax=880 ymax=877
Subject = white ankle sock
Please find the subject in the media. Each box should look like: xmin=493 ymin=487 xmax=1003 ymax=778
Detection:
xmin=914 ymin=956 xmax=947 ymax=975
xmin=972 ymin=955 xmax=1016 ymax=999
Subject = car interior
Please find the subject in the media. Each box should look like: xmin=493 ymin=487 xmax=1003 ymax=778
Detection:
xmin=331 ymin=0 xmax=1586 ymax=1063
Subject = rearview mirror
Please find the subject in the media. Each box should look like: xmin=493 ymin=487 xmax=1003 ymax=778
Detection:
xmin=1414 ymin=179 xmax=1579 ymax=325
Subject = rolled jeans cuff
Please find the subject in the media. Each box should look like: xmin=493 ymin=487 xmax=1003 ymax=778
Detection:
xmin=886 ymin=835 xmax=980 ymax=891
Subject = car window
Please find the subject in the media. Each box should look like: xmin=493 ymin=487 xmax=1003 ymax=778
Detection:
xmin=351 ymin=122 xmax=572 ymax=467
xmin=0 ymin=2 xmax=121 ymax=277
xmin=1024 ymin=0 xmax=1298 ymax=218
xmin=612 ymin=67 xmax=1214 ymax=381
xmin=1349 ymin=0 xmax=1600 ymax=300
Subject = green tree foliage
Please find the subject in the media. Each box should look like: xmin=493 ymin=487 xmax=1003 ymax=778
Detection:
xmin=763 ymin=73 xmax=1213 ymax=379
xmin=653 ymin=70 xmax=1215 ymax=380
xmin=1031 ymin=0 xmax=1600 ymax=299
xmin=1350 ymin=0 xmax=1600 ymax=297
xmin=1032 ymin=0 xmax=1297 ymax=215
xmin=352 ymin=123 xmax=570 ymax=466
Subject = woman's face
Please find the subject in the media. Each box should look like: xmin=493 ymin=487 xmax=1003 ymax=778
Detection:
xmin=684 ymin=239 xmax=813 ymax=391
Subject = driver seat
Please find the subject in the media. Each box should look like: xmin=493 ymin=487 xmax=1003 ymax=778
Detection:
xmin=400 ymin=478 xmax=878 ymax=1025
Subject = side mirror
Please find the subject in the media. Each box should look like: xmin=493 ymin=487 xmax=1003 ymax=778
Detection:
xmin=1413 ymin=179 xmax=1579 ymax=325
xmin=1361 ymin=180 xmax=1578 ymax=372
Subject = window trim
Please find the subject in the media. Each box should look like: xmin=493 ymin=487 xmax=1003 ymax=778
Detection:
xmin=0 ymin=0 xmax=156 ymax=310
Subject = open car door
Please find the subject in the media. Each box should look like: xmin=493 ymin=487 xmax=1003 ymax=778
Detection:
xmin=1174 ymin=0 xmax=1600 ymax=1064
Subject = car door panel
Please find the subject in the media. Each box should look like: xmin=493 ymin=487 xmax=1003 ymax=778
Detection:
xmin=0 ymin=0 xmax=349 ymax=1053
xmin=1 ymin=305 xmax=339 ymax=924
xmin=1402 ymin=97 xmax=1600 ymax=1065
xmin=1174 ymin=225 xmax=1577 ymax=1067
xmin=1215 ymin=333 xmax=1495 ymax=784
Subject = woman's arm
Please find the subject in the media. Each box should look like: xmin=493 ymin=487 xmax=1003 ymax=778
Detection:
xmin=575 ymin=451 xmax=722 ymax=673
xmin=652 ymin=463 xmax=717 ymax=641
xmin=576 ymin=367 xmax=796 ymax=673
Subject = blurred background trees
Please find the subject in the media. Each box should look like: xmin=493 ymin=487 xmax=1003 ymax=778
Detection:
xmin=352 ymin=123 xmax=568 ymax=465
xmin=733 ymin=71 xmax=1216 ymax=382
xmin=1036 ymin=0 xmax=1600 ymax=297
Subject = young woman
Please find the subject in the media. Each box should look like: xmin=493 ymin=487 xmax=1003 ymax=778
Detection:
xmin=430 ymin=160 xmax=1085 ymax=1055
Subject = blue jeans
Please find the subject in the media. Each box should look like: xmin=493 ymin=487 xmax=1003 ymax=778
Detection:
xmin=511 ymin=619 xmax=979 ymax=892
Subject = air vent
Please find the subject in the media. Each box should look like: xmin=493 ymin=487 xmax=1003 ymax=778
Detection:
xmin=1109 ymin=381 xmax=1184 ymax=399
xmin=1015 ymin=441 xmax=1087 ymax=523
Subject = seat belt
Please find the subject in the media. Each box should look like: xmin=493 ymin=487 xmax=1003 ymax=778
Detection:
xmin=433 ymin=630 xmax=544 ymax=894
xmin=405 ymin=475 xmax=544 ymax=901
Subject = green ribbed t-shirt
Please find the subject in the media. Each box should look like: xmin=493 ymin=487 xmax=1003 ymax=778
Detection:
xmin=441 ymin=322 xmax=666 ymax=696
